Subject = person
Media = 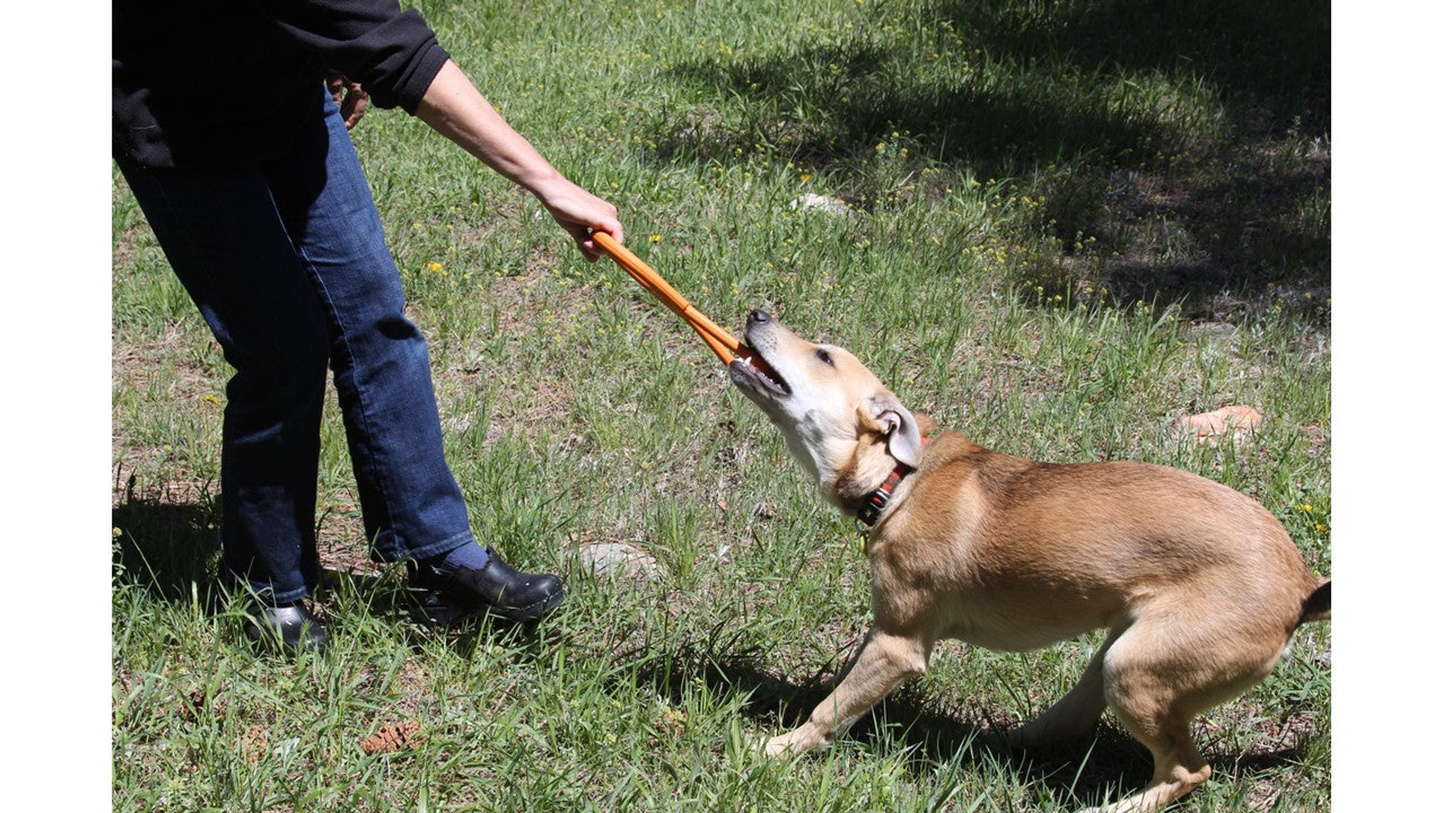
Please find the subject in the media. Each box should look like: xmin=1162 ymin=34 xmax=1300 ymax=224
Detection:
xmin=113 ymin=0 xmax=624 ymax=653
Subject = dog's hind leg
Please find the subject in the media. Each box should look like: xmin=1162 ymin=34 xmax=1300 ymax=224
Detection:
xmin=1085 ymin=702 xmax=1210 ymax=813
xmin=1084 ymin=615 xmax=1281 ymax=813
xmin=1006 ymin=627 xmax=1123 ymax=748
xmin=763 ymin=626 xmax=931 ymax=756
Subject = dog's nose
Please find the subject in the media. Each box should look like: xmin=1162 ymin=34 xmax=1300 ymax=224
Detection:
xmin=748 ymin=310 xmax=771 ymax=326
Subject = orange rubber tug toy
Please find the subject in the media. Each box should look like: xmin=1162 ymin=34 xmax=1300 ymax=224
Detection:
xmin=591 ymin=230 xmax=780 ymax=381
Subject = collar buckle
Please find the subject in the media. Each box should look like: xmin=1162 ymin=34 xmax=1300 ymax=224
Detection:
xmin=856 ymin=488 xmax=889 ymax=527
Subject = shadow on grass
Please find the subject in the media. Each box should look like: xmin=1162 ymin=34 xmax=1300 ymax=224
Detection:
xmin=658 ymin=40 xmax=1161 ymax=189
xmin=109 ymin=475 xmax=388 ymax=615
xmin=953 ymin=0 xmax=1329 ymax=126
xmin=112 ymin=484 xmax=224 ymax=608
xmin=661 ymin=0 xmax=1326 ymax=171
xmin=651 ymin=0 xmax=1329 ymax=322
xmin=619 ymin=639 xmax=1312 ymax=808
xmin=109 ymin=478 xmax=556 ymax=656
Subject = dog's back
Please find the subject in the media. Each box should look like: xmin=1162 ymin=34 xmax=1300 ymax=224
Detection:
xmin=873 ymin=432 xmax=1325 ymax=647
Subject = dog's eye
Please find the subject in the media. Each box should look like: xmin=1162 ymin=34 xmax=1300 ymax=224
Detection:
xmin=815 ymin=348 xmax=834 ymax=366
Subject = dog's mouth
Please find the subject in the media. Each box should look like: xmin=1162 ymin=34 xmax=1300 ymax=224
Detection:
xmin=729 ymin=346 xmax=791 ymax=397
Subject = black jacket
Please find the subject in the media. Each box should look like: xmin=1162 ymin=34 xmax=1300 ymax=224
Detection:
xmin=113 ymin=0 xmax=450 ymax=169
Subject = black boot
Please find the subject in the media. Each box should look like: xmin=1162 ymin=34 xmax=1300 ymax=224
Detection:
xmin=243 ymin=602 xmax=328 ymax=654
xmin=411 ymin=548 xmax=564 ymax=623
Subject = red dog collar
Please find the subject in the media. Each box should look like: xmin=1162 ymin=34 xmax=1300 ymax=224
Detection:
xmin=855 ymin=436 xmax=930 ymax=530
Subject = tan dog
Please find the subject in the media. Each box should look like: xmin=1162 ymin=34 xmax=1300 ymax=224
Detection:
xmin=727 ymin=310 xmax=1330 ymax=813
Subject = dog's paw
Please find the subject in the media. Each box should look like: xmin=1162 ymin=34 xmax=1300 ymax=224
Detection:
xmin=761 ymin=731 xmax=813 ymax=757
xmin=761 ymin=734 xmax=793 ymax=757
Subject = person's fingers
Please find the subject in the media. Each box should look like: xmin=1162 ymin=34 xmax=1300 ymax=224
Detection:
xmin=598 ymin=218 xmax=624 ymax=247
xmin=339 ymin=85 xmax=369 ymax=130
xmin=578 ymin=219 xmax=621 ymax=260
xmin=570 ymin=223 xmax=604 ymax=262
xmin=553 ymin=209 xmax=620 ymax=262
xmin=531 ymin=176 xmax=622 ymax=261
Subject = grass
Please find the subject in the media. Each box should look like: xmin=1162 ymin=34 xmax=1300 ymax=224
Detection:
xmin=112 ymin=0 xmax=1330 ymax=810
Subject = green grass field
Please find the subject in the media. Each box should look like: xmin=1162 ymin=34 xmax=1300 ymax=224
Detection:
xmin=111 ymin=1 xmax=1330 ymax=810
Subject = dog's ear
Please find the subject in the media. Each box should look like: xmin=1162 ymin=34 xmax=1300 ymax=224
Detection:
xmin=866 ymin=394 xmax=925 ymax=468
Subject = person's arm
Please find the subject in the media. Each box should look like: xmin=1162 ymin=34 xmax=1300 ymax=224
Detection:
xmin=415 ymin=59 xmax=623 ymax=260
xmin=251 ymin=2 xmax=622 ymax=257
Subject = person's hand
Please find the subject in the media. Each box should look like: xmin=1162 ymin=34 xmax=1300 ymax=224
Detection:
xmin=326 ymin=72 xmax=369 ymax=131
xmin=531 ymin=177 xmax=624 ymax=262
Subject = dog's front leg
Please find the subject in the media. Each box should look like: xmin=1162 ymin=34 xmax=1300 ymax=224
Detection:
xmin=764 ymin=627 xmax=930 ymax=756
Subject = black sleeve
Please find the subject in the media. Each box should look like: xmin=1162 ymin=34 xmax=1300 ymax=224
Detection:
xmin=249 ymin=0 xmax=452 ymax=112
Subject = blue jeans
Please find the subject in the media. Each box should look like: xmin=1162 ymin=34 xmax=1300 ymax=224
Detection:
xmin=118 ymin=89 xmax=476 ymax=604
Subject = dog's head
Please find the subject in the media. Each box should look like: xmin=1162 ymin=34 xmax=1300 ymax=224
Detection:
xmin=728 ymin=310 xmax=926 ymax=511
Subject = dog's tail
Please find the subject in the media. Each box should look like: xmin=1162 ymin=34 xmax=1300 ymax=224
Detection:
xmin=1298 ymin=578 xmax=1331 ymax=625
